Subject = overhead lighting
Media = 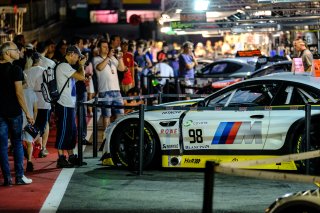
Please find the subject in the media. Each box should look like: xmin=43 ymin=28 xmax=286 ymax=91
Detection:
xmin=175 ymin=9 xmax=182 ymax=13
xmin=194 ymin=0 xmax=209 ymax=11
xmin=175 ymin=30 xmax=209 ymax=35
xmin=206 ymin=11 xmax=222 ymax=18
xmin=161 ymin=13 xmax=170 ymax=19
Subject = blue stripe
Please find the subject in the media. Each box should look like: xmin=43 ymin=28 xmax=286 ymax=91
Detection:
xmin=58 ymin=107 xmax=67 ymax=149
xmin=212 ymin=122 xmax=227 ymax=144
xmin=219 ymin=122 xmax=234 ymax=144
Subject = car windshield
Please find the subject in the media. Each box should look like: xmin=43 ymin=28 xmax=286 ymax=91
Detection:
xmin=206 ymin=83 xmax=280 ymax=107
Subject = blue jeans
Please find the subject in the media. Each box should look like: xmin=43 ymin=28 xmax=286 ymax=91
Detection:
xmin=0 ymin=115 xmax=24 ymax=180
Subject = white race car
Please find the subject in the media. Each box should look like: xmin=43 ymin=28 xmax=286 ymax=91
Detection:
xmin=266 ymin=186 xmax=320 ymax=213
xmin=101 ymin=72 xmax=320 ymax=173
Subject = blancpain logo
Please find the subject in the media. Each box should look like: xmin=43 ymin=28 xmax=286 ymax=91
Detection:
xmin=183 ymin=120 xmax=208 ymax=127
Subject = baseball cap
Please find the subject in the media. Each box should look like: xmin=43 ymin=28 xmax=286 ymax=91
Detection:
xmin=67 ymin=45 xmax=83 ymax=57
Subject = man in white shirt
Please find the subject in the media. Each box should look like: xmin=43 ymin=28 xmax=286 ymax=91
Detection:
xmin=153 ymin=61 xmax=174 ymax=86
xmin=93 ymin=39 xmax=125 ymax=129
xmin=55 ymin=46 xmax=86 ymax=168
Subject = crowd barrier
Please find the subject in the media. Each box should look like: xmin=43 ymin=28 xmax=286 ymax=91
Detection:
xmin=202 ymin=150 xmax=320 ymax=213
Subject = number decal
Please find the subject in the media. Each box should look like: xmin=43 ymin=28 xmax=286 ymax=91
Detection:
xmin=189 ymin=129 xmax=203 ymax=143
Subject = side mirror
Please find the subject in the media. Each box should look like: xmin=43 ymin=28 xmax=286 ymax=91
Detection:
xmin=197 ymin=100 xmax=205 ymax=107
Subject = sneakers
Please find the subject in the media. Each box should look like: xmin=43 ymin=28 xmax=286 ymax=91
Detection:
xmin=26 ymin=161 xmax=34 ymax=172
xmin=16 ymin=175 xmax=32 ymax=185
xmin=3 ymin=178 xmax=12 ymax=186
xmin=38 ymin=149 xmax=49 ymax=158
xmin=68 ymin=154 xmax=79 ymax=166
xmin=42 ymin=148 xmax=49 ymax=156
xmin=69 ymin=154 xmax=88 ymax=166
xmin=57 ymin=155 xmax=73 ymax=168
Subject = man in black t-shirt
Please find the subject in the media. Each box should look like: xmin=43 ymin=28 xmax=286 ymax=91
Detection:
xmin=0 ymin=41 xmax=34 ymax=186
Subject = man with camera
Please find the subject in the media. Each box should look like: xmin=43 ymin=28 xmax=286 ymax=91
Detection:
xmin=93 ymin=38 xmax=126 ymax=130
xmin=55 ymin=46 xmax=86 ymax=168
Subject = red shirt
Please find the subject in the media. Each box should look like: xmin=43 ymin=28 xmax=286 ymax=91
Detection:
xmin=122 ymin=52 xmax=134 ymax=85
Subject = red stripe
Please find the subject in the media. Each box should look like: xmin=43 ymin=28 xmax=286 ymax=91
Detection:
xmin=225 ymin=122 xmax=241 ymax=144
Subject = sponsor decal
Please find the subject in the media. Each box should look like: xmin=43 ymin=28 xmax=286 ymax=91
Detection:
xmin=162 ymin=111 xmax=181 ymax=115
xmin=183 ymin=120 xmax=208 ymax=127
xmin=185 ymin=145 xmax=210 ymax=150
xmin=184 ymin=120 xmax=193 ymax=127
xmin=212 ymin=121 xmax=262 ymax=145
xmin=290 ymin=106 xmax=299 ymax=110
xmin=214 ymin=107 xmax=222 ymax=111
xmin=265 ymin=106 xmax=272 ymax=110
xmin=162 ymin=144 xmax=179 ymax=149
xmin=184 ymin=158 xmax=201 ymax=164
xmin=238 ymin=107 xmax=247 ymax=111
xmin=160 ymin=129 xmax=178 ymax=134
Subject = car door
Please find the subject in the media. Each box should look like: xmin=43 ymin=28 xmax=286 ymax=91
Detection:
xmin=182 ymin=82 xmax=281 ymax=153
xmin=266 ymin=83 xmax=320 ymax=150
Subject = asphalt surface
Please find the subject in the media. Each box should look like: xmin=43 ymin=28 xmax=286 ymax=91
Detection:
xmin=56 ymin=145 xmax=315 ymax=213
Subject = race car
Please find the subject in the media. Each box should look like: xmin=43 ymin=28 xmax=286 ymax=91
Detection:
xmin=265 ymin=186 xmax=320 ymax=213
xmin=101 ymin=72 xmax=320 ymax=173
xmin=196 ymin=60 xmax=292 ymax=94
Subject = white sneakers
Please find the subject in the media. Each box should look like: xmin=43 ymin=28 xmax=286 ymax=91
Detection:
xmin=16 ymin=175 xmax=32 ymax=185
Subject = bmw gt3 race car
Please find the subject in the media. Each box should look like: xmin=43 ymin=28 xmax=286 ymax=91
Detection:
xmin=266 ymin=186 xmax=320 ymax=213
xmin=101 ymin=72 xmax=320 ymax=173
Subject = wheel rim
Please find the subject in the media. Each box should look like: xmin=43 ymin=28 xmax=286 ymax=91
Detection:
xmin=112 ymin=122 xmax=156 ymax=169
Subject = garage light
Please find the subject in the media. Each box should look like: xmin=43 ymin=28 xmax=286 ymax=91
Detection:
xmin=194 ymin=0 xmax=209 ymax=11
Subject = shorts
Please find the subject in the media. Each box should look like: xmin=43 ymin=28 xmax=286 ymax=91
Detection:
xmin=22 ymin=131 xmax=33 ymax=143
xmin=55 ymin=103 xmax=77 ymax=150
xmin=98 ymin=90 xmax=124 ymax=118
xmin=120 ymin=83 xmax=133 ymax=94
xmin=182 ymin=79 xmax=194 ymax=94
xmin=35 ymin=109 xmax=50 ymax=136
xmin=87 ymin=78 xmax=95 ymax=94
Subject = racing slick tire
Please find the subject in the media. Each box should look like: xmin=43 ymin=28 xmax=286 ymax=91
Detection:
xmin=292 ymin=126 xmax=320 ymax=175
xmin=268 ymin=201 xmax=320 ymax=213
xmin=110 ymin=120 xmax=159 ymax=170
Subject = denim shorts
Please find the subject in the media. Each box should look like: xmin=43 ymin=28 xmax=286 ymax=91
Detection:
xmin=182 ymin=79 xmax=194 ymax=94
xmin=98 ymin=90 xmax=124 ymax=117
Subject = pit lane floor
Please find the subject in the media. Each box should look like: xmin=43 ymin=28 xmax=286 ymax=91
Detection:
xmin=55 ymin=144 xmax=314 ymax=213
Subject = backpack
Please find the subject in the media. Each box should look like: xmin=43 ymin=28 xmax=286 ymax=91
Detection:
xmin=41 ymin=64 xmax=70 ymax=103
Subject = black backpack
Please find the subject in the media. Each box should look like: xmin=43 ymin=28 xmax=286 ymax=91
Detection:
xmin=41 ymin=63 xmax=70 ymax=103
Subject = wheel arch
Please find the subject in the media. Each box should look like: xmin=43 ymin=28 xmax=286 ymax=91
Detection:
xmin=270 ymin=200 xmax=320 ymax=213
xmin=110 ymin=117 xmax=162 ymax=167
xmin=284 ymin=114 xmax=320 ymax=152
